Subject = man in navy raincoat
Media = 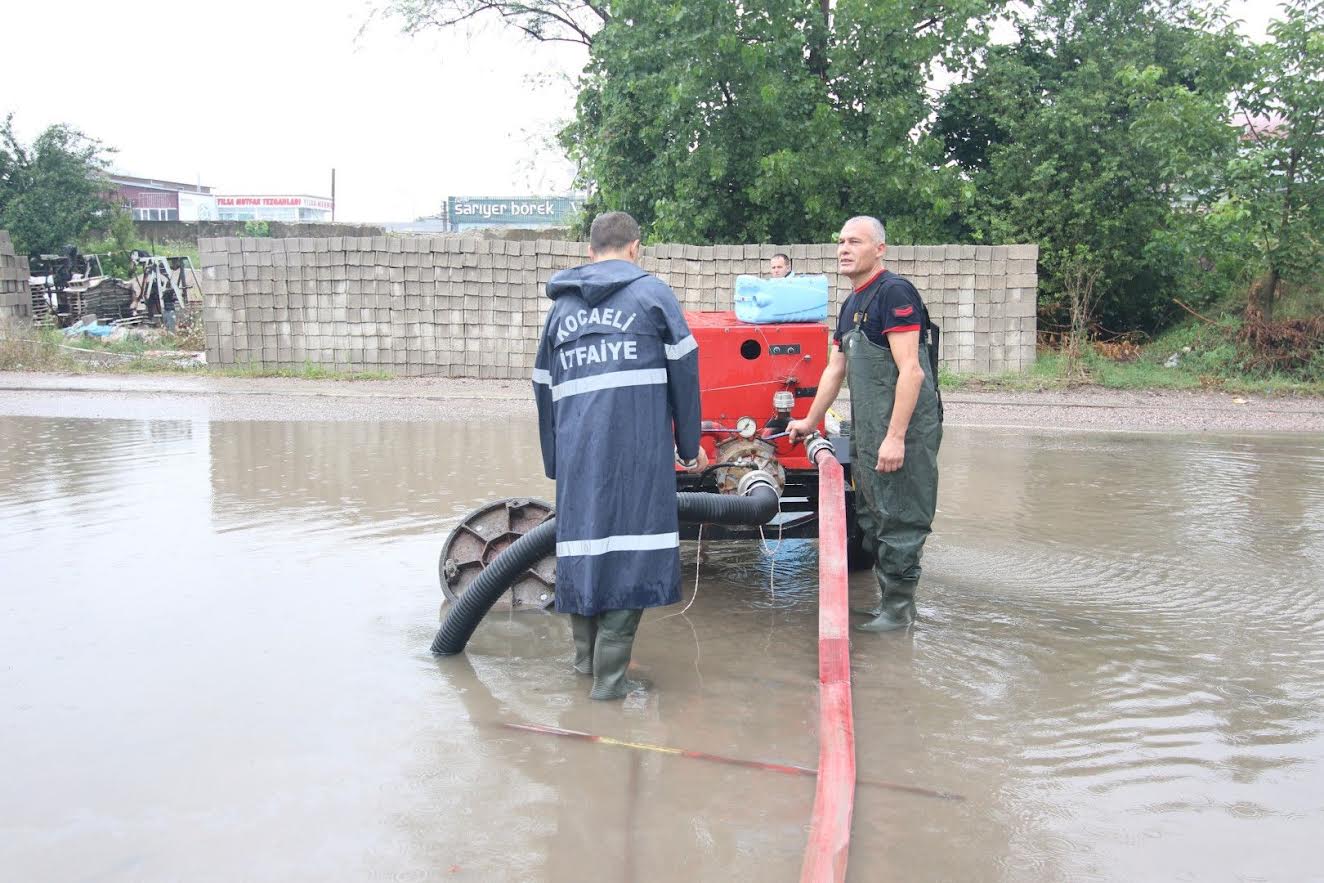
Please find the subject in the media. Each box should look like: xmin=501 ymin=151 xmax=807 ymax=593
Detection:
xmin=533 ymin=212 xmax=706 ymax=700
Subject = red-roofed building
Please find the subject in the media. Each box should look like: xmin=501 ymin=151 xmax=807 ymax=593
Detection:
xmin=110 ymin=174 xmax=216 ymax=221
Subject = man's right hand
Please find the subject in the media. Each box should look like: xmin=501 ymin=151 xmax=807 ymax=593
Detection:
xmin=686 ymin=446 xmax=710 ymax=473
xmin=787 ymin=418 xmax=816 ymax=444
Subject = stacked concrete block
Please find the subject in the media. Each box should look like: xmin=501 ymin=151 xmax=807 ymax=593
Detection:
xmin=0 ymin=231 xmax=32 ymax=321
xmin=849 ymin=242 xmax=1042 ymax=375
xmin=200 ymin=236 xmax=1037 ymax=378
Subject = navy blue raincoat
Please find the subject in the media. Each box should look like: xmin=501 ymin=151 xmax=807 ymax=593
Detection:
xmin=533 ymin=259 xmax=702 ymax=616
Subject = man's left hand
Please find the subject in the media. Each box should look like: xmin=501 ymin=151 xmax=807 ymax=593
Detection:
xmin=876 ymin=436 xmax=904 ymax=473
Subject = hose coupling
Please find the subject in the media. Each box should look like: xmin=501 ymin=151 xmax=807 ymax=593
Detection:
xmin=805 ymin=434 xmax=835 ymax=464
xmin=736 ymin=469 xmax=779 ymax=498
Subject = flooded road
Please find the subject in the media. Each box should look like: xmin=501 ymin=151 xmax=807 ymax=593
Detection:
xmin=2 ymin=401 xmax=1322 ymax=882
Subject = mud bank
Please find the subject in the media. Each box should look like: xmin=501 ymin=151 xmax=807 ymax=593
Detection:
xmin=2 ymin=371 xmax=1321 ymax=431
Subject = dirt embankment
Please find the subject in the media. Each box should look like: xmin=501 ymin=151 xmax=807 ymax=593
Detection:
xmin=0 ymin=371 xmax=1321 ymax=432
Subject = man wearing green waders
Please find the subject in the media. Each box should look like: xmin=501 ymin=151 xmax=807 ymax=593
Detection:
xmin=788 ymin=216 xmax=943 ymax=631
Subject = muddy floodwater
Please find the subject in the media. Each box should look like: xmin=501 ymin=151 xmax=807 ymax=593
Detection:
xmin=2 ymin=397 xmax=1322 ymax=882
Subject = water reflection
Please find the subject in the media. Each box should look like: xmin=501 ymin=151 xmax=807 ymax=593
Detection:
xmin=206 ymin=419 xmax=553 ymax=540
xmin=0 ymin=416 xmax=197 ymax=538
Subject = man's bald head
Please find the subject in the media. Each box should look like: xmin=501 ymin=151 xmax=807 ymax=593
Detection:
xmin=837 ymin=215 xmax=888 ymax=284
xmin=843 ymin=216 xmax=886 ymax=245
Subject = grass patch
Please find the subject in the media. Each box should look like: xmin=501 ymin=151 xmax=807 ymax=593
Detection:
xmin=54 ymin=323 xmax=202 ymax=359
xmin=65 ymin=333 xmax=154 ymax=355
xmin=211 ymin=362 xmax=395 ymax=381
xmin=941 ymin=352 xmax=1074 ymax=392
xmin=941 ymin=311 xmax=1324 ymax=396
xmin=0 ymin=324 xmax=85 ymax=372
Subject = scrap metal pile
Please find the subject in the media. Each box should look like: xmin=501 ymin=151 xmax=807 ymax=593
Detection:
xmin=28 ymin=246 xmax=203 ymax=329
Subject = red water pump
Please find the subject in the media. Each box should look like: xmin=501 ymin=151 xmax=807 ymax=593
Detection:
xmin=677 ymin=311 xmax=854 ymax=543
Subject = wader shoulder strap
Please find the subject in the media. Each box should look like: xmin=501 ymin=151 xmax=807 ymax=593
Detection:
xmin=855 ymin=282 xmax=883 ymax=332
xmin=925 ymin=304 xmax=944 ymax=423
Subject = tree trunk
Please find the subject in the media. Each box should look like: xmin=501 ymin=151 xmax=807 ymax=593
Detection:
xmin=1251 ymin=269 xmax=1280 ymax=321
xmin=1253 ymin=146 xmax=1298 ymax=323
xmin=805 ymin=0 xmax=832 ymax=83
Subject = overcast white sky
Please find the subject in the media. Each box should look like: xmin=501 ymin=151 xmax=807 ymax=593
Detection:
xmin=1 ymin=0 xmax=585 ymax=221
xmin=0 ymin=0 xmax=1281 ymax=223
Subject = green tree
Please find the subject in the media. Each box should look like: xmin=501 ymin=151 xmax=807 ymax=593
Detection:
xmin=1228 ymin=0 xmax=1323 ymax=319
xmin=561 ymin=0 xmax=996 ymax=244
xmin=935 ymin=0 xmax=1251 ymax=332
xmin=0 ymin=114 xmax=114 ymax=257
xmin=80 ymin=205 xmax=145 ymax=278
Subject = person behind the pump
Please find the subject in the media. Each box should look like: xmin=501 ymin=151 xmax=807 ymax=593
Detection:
xmin=769 ymin=253 xmax=793 ymax=278
xmin=788 ymin=215 xmax=943 ymax=632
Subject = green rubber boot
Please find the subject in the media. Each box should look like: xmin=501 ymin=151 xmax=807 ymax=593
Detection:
xmin=851 ymin=557 xmax=886 ymax=617
xmin=856 ymin=581 xmax=917 ymax=632
xmin=851 ymin=599 xmax=883 ymax=617
xmin=570 ymin=614 xmax=597 ymax=675
xmin=850 ymin=536 xmax=882 ymax=615
xmin=589 ymin=608 xmax=646 ymax=700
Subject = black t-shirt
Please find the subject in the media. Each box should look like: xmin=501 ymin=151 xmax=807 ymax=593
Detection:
xmin=833 ymin=269 xmax=927 ymax=349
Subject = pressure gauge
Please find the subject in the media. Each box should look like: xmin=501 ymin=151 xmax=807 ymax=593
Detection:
xmin=736 ymin=416 xmax=758 ymax=439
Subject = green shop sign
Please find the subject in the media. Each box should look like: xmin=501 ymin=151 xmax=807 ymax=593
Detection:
xmin=448 ymin=196 xmax=583 ymax=227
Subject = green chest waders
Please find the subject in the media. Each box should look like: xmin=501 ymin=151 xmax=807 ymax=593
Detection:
xmin=842 ymin=319 xmax=943 ymax=631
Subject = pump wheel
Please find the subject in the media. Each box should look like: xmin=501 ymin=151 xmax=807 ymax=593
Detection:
xmin=439 ymin=497 xmax=556 ymax=614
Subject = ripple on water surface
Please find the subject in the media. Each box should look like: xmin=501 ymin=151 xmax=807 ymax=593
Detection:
xmin=844 ymin=428 xmax=1324 ymax=880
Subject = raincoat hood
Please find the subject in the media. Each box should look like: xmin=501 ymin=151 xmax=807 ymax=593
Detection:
xmin=546 ymin=259 xmax=649 ymax=306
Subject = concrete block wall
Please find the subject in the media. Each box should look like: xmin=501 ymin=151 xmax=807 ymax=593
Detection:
xmin=200 ymin=237 xmax=1037 ymax=378
xmin=640 ymin=242 xmax=1040 ymax=375
xmin=0 ymin=231 xmax=32 ymax=321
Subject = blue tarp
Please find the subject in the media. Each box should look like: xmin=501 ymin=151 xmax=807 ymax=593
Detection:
xmin=63 ymin=323 xmax=115 ymax=338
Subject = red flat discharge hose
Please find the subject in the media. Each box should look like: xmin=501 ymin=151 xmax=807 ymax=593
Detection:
xmin=800 ymin=451 xmax=856 ymax=883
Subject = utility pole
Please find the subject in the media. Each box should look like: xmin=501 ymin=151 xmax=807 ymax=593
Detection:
xmin=331 ymin=168 xmax=336 ymax=222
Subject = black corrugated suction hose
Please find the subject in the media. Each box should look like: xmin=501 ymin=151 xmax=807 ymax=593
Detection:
xmin=675 ymin=485 xmax=779 ymax=526
xmin=431 ymin=518 xmax=558 ymax=655
xmin=430 ymin=485 xmax=780 ymax=655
